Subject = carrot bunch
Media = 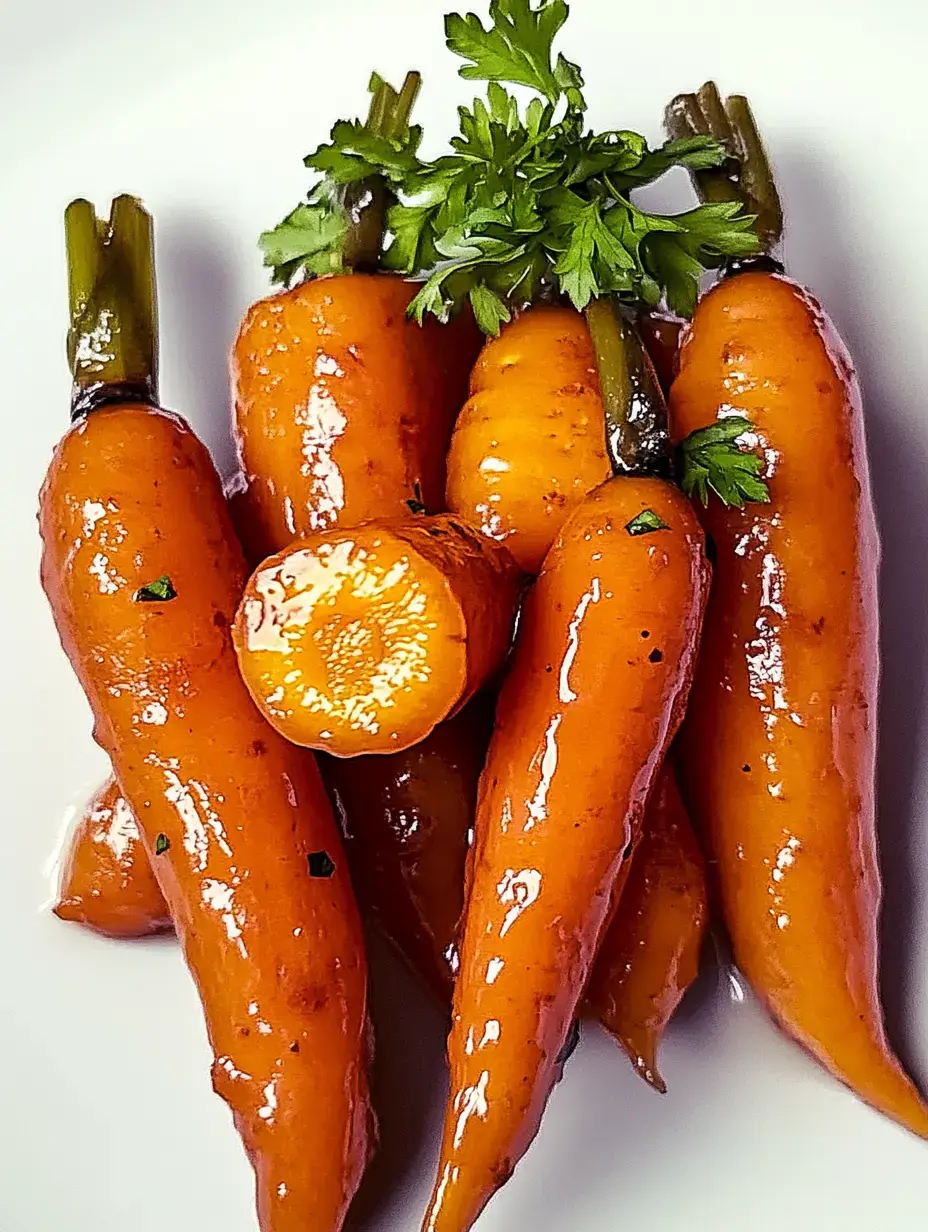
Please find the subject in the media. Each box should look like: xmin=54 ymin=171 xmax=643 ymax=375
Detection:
xmin=41 ymin=0 xmax=928 ymax=1229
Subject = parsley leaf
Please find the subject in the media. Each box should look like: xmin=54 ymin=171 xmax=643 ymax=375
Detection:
xmin=445 ymin=0 xmax=584 ymax=109
xmin=259 ymin=201 xmax=350 ymax=286
xmin=626 ymin=509 xmax=669 ymax=536
xmin=154 ymin=833 xmax=170 ymax=855
xmin=135 ymin=575 xmax=177 ymax=603
xmin=678 ymin=416 xmax=771 ymax=507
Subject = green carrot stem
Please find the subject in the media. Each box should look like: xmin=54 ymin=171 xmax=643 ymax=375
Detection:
xmin=65 ymin=195 xmax=158 ymax=418
xmin=665 ymin=81 xmax=783 ymax=255
xmin=341 ymin=70 xmax=422 ymax=271
xmin=585 ymin=297 xmax=672 ymax=478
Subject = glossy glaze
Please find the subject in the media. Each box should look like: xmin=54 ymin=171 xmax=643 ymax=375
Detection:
xmin=585 ymin=762 xmax=708 ymax=1091
xmin=54 ymin=777 xmax=172 ymax=939
xmin=322 ymin=696 xmax=496 ymax=1000
xmin=233 ymin=273 xmax=480 ymax=558
xmin=445 ymin=306 xmax=612 ymax=574
xmin=424 ymin=477 xmax=709 ymax=1232
xmin=671 ymin=271 xmax=928 ymax=1136
xmin=637 ymin=312 xmax=684 ymax=398
xmin=40 ymin=403 xmax=374 ymax=1229
xmin=234 ymin=515 xmax=522 ymax=758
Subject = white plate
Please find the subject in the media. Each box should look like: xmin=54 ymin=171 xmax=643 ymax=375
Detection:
xmin=3 ymin=0 xmax=928 ymax=1228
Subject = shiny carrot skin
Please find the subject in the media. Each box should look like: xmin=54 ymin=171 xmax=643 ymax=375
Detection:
xmin=424 ymin=478 xmax=709 ymax=1231
xmin=445 ymin=305 xmax=611 ymax=574
xmin=233 ymin=273 xmax=480 ymax=557
xmin=54 ymin=777 xmax=172 ymax=939
xmin=40 ymin=403 xmax=373 ymax=1229
xmin=584 ymin=762 xmax=707 ymax=1091
xmin=671 ymin=269 xmax=928 ymax=1136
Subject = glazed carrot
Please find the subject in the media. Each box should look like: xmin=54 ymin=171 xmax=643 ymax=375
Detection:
xmin=426 ymin=462 xmax=708 ymax=1229
xmin=322 ymin=696 xmax=495 ymax=999
xmin=40 ymin=197 xmax=373 ymax=1229
xmin=233 ymin=72 xmax=480 ymax=560
xmin=233 ymin=514 xmax=521 ymax=757
xmin=584 ymin=763 xmax=708 ymax=1092
xmin=667 ymin=85 xmax=928 ymax=1136
xmin=54 ymin=778 xmax=172 ymax=939
xmin=637 ymin=311 xmax=684 ymax=398
xmin=445 ymin=305 xmax=611 ymax=573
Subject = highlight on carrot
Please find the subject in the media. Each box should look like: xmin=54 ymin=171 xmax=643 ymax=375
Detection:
xmin=233 ymin=515 xmax=522 ymax=757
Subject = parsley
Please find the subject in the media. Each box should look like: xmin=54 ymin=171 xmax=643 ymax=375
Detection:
xmin=371 ymin=1 xmax=762 ymax=332
xmin=135 ymin=575 xmax=177 ymax=603
xmin=678 ymin=416 xmax=770 ymax=508
xmin=625 ymin=509 xmax=669 ymax=536
xmin=445 ymin=0 xmax=584 ymax=110
xmin=259 ymin=72 xmax=422 ymax=286
xmin=155 ymin=833 xmax=170 ymax=855
xmin=308 ymin=850 xmax=336 ymax=878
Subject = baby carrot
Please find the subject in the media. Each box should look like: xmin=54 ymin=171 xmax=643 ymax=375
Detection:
xmin=54 ymin=778 xmax=172 ymax=939
xmin=233 ymin=71 xmax=480 ymax=559
xmin=584 ymin=762 xmax=708 ymax=1091
xmin=667 ymin=83 xmax=928 ymax=1136
xmin=424 ymin=309 xmax=710 ymax=1230
xmin=233 ymin=515 xmax=521 ymax=758
xmin=39 ymin=197 xmax=374 ymax=1229
xmin=445 ymin=305 xmax=610 ymax=573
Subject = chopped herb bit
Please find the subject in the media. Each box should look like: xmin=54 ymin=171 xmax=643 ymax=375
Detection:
xmin=135 ymin=574 xmax=177 ymax=603
xmin=308 ymin=850 xmax=336 ymax=878
xmin=406 ymin=481 xmax=426 ymax=514
xmin=625 ymin=508 xmax=669 ymax=536
xmin=154 ymin=833 xmax=170 ymax=855
xmin=678 ymin=415 xmax=770 ymax=508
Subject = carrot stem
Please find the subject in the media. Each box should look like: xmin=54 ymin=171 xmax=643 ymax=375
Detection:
xmin=585 ymin=298 xmax=671 ymax=478
xmin=65 ymin=195 xmax=158 ymax=418
xmin=341 ymin=70 xmax=422 ymax=272
xmin=665 ymin=81 xmax=783 ymax=255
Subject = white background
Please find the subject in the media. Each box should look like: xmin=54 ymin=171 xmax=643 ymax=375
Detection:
xmin=3 ymin=0 xmax=928 ymax=1228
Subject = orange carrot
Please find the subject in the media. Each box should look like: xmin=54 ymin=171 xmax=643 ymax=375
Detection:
xmin=445 ymin=305 xmax=610 ymax=573
xmin=40 ymin=197 xmax=373 ymax=1230
xmin=584 ymin=762 xmax=708 ymax=1091
xmin=234 ymin=515 xmax=521 ymax=757
xmin=54 ymin=778 xmax=172 ymax=939
xmin=425 ymin=463 xmax=709 ymax=1229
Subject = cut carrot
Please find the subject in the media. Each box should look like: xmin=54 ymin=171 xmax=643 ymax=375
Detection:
xmin=234 ymin=515 xmax=521 ymax=757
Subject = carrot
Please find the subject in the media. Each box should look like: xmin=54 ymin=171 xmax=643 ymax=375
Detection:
xmin=445 ymin=305 xmax=610 ymax=573
xmin=584 ymin=762 xmax=708 ymax=1092
xmin=666 ymin=84 xmax=928 ymax=1136
xmin=233 ymin=71 xmax=481 ymax=560
xmin=637 ymin=311 xmax=684 ymax=398
xmin=39 ymin=197 xmax=374 ymax=1229
xmin=425 ymin=458 xmax=708 ymax=1228
xmin=233 ymin=514 xmax=521 ymax=757
xmin=54 ymin=777 xmax=172 ymax=939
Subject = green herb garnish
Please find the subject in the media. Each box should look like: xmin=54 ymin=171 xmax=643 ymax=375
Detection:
xmin=625 ymin=509 xmax=669 ymax=536
xmin=308 ymin=850 xmax=336 ymax=878
xmin=678 ymin=416 xmax=770 ymax=508
xmin=135 ymin=575 xmax=177 ymax=603
xmin=154 ymin=833 xmax=170 ymax=855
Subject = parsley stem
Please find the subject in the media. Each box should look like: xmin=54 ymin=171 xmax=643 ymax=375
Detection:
xmin=585 ymin=298 xmax=672 ymax=479
xmin=65 ymin=195 xmax=158 ymax=419
xmin=340 ymin=70 xmax=422 ymax=272
xmin=665 ymin=82 xmax=783 ymax=255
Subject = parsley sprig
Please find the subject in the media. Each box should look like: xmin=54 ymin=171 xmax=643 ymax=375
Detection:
xmin=259 ymin=71 xmax=422 ymax=286
xmin=376 ymin=0 xmax=761 ymax=332
xmin=679 ymin=417 xmax=770 ymax=507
